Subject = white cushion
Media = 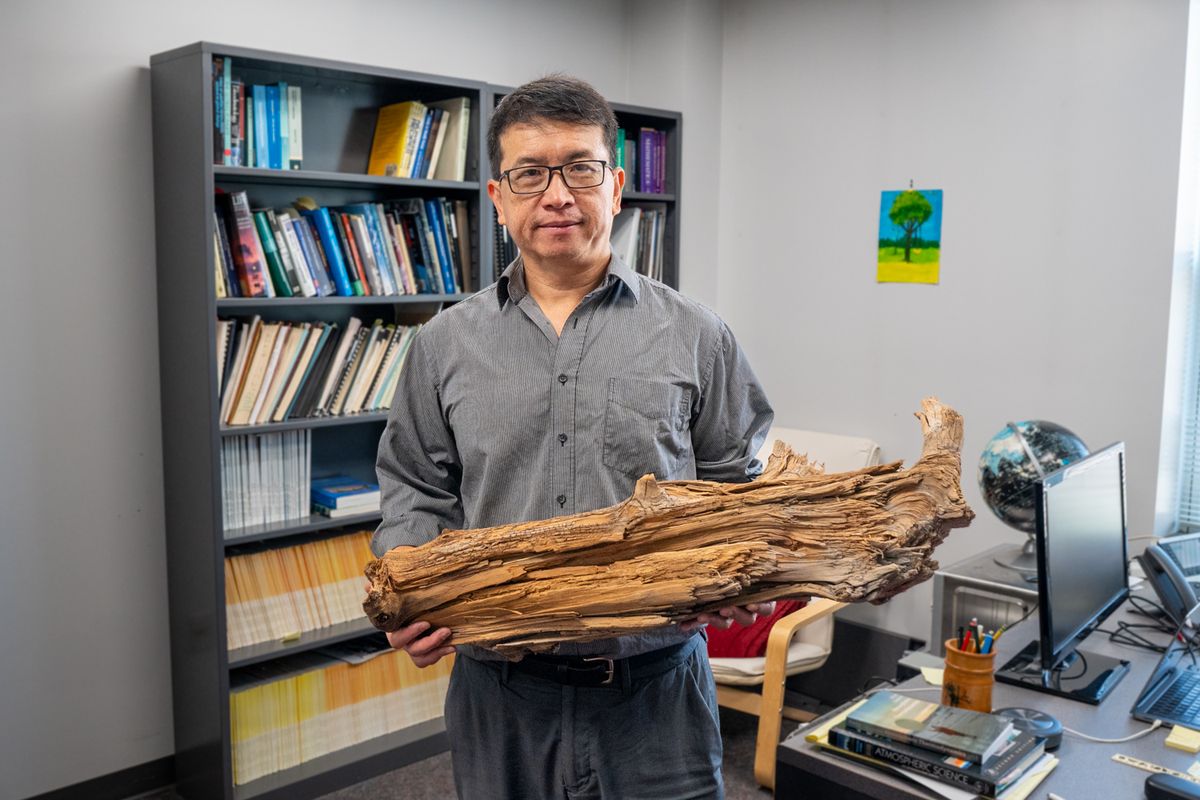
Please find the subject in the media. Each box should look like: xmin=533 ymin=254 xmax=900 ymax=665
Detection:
xmin=709 ymin=640 xmax=829 ymax=686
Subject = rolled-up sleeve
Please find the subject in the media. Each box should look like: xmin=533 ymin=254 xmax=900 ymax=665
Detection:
xmin=691 ymin=322 xmax=774 ymax=484
xmin=372 ymin=330 xmax=464 ymax=557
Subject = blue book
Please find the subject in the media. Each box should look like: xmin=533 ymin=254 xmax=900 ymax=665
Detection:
xmin=343 ymin=203 xmax=396 ymax=294
xmin=301 ymin=207 xmax=354 ymax=296
xmin=425 ymin=199 xmax=457 ymax=294
xmin=265 ymin=85 xmax=282 ymax=170
xmin=252 ymin=85 xmax=268 ymax=169
xmin=311 ymin=474 xmax=381 ymax=510
xmin=408 ymin=109 xmax=433 ymax=179
xmin=277 ymin=82 xmax=289 ymax=172
xmin=289 ymin=216 xmax=333 ymax=296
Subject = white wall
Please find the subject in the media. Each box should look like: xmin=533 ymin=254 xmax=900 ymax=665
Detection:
xmin=0 ymin=2 xmax=720 ymax=797
xmin=717 ymin=0 xmax=1189 ymax=638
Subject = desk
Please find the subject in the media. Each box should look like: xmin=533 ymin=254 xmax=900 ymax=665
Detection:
xmin=776 ymin=598 xmax=1189 ymax=799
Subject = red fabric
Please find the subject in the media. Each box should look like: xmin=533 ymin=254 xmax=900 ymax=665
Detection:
xmin=704 ymin=599 xmax=807 ymax=659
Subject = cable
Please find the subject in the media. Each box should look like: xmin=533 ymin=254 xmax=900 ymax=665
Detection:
xmin=1062 ymin=719 xmax=1163 ymax=743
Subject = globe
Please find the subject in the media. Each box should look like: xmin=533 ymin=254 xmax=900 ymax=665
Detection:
xmin=977 ymin=420 xmax=1089 ymax=535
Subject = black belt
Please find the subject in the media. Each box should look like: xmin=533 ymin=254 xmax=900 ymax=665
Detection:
xmin=496 ymin=637 xmax=698 ymax=688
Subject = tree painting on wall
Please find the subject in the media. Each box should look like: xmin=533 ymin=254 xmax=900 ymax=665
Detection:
xmin=877 ymin=188 xmax=943 ymax=284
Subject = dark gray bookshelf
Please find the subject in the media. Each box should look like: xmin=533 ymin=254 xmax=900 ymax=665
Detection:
xmin=152 ymin=41 xmax=682 ymax=800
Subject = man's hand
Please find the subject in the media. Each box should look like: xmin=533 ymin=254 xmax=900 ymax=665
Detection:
xmin=679 ymin=601 xmax=776 ymax=633
xmin=385 ymin=621 xmax=456 ymax=667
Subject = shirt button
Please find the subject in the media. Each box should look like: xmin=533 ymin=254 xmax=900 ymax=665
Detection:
xmin=558 ymin=374 xmax=568 ymax=385
xmin=556 ymin=494 xmax=566 ymax=507
xmin=558 ymin=433 xmax=568 ymax=445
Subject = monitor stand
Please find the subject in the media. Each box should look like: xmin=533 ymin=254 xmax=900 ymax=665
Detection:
xmin=995 ymin=639 xmax=1130 ymax=705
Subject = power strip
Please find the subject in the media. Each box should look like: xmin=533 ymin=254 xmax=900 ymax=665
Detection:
xmin=1112 ymin=753 xmax=1200 ymax=784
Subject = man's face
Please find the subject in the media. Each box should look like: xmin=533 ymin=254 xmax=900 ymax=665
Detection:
xmin=488 ymin=120 xmax=624 ymax=271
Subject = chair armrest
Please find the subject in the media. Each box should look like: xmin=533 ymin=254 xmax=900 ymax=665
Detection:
xmin=764 ymin=598 xmax=845 ymax=663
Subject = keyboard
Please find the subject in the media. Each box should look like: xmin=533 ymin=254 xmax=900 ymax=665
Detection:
xmin=1148 ymin=668 xmax=1200 ymax=725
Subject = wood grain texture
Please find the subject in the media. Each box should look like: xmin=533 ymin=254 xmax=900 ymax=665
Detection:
xmin=363 ymin=397 xmax=974 ymax=655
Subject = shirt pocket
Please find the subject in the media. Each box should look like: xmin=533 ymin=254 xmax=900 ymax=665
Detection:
xmin=602 ymin=378 xmax=693 ymax=480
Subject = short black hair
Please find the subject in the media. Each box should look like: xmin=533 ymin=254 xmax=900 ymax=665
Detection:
xmin=488 ymin=74 xmax=618 ymax=179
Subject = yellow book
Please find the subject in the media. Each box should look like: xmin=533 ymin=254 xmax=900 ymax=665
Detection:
xmin=367 ymin=101 xmax=427 ymax=178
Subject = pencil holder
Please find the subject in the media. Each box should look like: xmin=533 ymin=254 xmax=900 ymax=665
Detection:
xmin=942 ymin=638 xmax=996 ymax=713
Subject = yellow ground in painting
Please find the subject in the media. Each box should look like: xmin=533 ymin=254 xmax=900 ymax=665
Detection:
xmin=877 ymin=247 xmax=939 ymax=284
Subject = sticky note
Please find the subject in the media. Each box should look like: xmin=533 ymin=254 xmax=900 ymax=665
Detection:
xmin=1188 ymin=761 xmax=1200 ymax=778
xmin=1166 ymin=724 xmax=1200 ymax=754
xmin=921 ymin=666 xmax=944 ymax=686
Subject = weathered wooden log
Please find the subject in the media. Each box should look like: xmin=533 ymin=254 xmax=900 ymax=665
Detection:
xmin=363 ymin=397 xmax=974 ymax=656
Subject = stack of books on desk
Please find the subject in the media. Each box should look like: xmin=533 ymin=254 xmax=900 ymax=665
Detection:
xmin=808 ymin=691 xmax=1057 ymax=799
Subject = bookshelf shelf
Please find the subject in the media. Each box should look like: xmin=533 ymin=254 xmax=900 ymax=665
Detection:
xmin=213 ymin=165 xmax=480 ymax=192
xmin=228 ymin=618 xmax=382 ymax=669
xmin=215 ymin=294 xmax=469 ymax=309
xmin=623 ymin=191 xmax=677 ymax=202
xmin=232 ymin=719 xmax=447 ymax=800
xmin=223 ymin=510 xmax=383 ymax=548
xmin=154 ymin=42 xmax=680 ymax=800
xmin=219 ymin=412 xmax=388 ymax=437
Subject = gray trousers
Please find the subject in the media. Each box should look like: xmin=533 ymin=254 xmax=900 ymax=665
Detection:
xmin=443 ymin=635 xmax=724 ymax=799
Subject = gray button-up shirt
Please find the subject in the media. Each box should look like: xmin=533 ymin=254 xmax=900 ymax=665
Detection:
xmin=373 ymin=254 xmax=773 ymax=659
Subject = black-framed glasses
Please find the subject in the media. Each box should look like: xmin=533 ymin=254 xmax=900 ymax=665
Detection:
xmin=499 ymin=160 xmax=610 ymax=194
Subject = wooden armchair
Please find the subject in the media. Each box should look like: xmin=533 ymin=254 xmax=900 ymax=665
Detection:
xmin=709 ymin=428 xmax=881 ymax=789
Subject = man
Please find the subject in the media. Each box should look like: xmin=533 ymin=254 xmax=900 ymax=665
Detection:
xmin=372 ymin=75 xmax=774 ymax=799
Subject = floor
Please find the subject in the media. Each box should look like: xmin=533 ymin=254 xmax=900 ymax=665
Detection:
xmin=318 ymin=707 xmax=791 ymax=800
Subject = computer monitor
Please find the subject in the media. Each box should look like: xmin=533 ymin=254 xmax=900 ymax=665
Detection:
xmin=995 ymin=441 xmax=1131 ymax=704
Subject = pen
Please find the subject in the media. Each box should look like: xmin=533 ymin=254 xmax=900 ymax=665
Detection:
xmin=1048 ymin=793 xmax=1067 ymax=800
xmin=981 ymin=632 xmax=994 ymax=654
xmin=957 ymin=625 xmax=964 ymax=648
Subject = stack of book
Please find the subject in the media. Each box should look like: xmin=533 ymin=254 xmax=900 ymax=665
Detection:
xmin=810 ymin=691 xmax=1057 ymax=799
xmin=230 ymin=641 xmax=452 ymax=785
xmin=225 ymin=530 xmax=376 ymax=649
xmin=366 ymin=97 xmax=472 ymax=181
xmin=215 ymin=191 xmax=470 ymax=298
xmin=216 ymin=317 xmax=421 ymax=427
xmin=220 ymin=430 xmax=311 ymax=531
xmin=311 ymin=475 xmax=381 ymax=519
xmin=610 ymin=203 xmax=667 ymax=281
xmin=212 ymin=56 xmax=303 ymax=170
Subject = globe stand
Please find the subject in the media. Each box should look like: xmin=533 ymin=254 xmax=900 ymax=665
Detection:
xmin=993 ymin=537 xmax=1038 ymax=583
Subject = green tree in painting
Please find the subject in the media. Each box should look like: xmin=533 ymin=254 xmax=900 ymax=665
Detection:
xmin=888 ymin=190 xmax=933 ymax=263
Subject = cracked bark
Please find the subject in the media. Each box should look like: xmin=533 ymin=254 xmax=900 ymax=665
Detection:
xmin=363 ymin=396 xmax=974 ymax=656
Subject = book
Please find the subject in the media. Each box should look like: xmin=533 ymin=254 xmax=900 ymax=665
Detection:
xmin=311 ymin=475 xmax=381 ymax=510
xmin=827 ymin=725 xmax=1044 ymax=796
xmin=221 ymin=192 xmax=271 ymax=297
xmin=297 ymin=203 xmax=354 ymax=297
xmin=428 ymin=97 xmax=471 ymax=181
xmin=287 ymin=85 xmax=303 ymax=169
xmin=252 ymin=210 xmax=293 ymax=297
xmin=367 ymin=100 xmax=427 ymax=177
xmin=421 ymin=107 xmax=447 ymax=179
xmin=845 ymin=691 xmax=1015 ymax=764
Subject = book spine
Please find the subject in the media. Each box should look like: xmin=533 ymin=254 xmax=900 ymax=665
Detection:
xmin=265 ymin=84 xmax=282 ymax=170
xmin=412 ymin=203 xmax=444 ymax=293
xmin=225 ymin=192 xmax=270 ymax=297
xmin=287 ymin=86 xmax=303 ymax=169
xmin=253 ymin=85 xmax=268 ymax=169
xmin=278 ymin=212 xmax=317 ymax=297
xmin=348 ymin=214 xmax=386 ymax=295
xmin=409 ymin=109 xmax=433 ymax=179
xmin=639 ymin=129 xmax=653 ymax=193
xmin=222 ymin=57 xmax=233 ymax=165
xmin=252 ymin=211 xmax=292 ymax=297
xmin=655 ymin=130 xmax=665 ymax=193
xmin=212 ymin=56 xmax=224 ymax=165
xmin=297 ymin=216 xmax=336 ymax=296
xmin=230 ymin=80 xmax=243 ymax=167
xmin=338 ymin=213 xmax=371 ymax=295
xmin=615 ymin=128 xmax=624 ymax=176
xmin=276 ymin=82 xmax=289 ymax=173
xmin=398 ymin=215 xmax=432 ymax=293
xmin=265 ymin=210 xmax=302 ymax=295
xmin=426 ymin=199 xmax=456 ymax=294
xmin=303 ymin=208 xmax=354 ymax=297
xmin=214 ymin=208 xmax=240 ymax=297
xmin=371 ymin=204 xmax=405 ymax=294
xmin=827 ymin=729 xmax=994 ymax=795
xmin=329 ymin=213 xmax=365 ymax=296
xmin=421 ymin=108 xmax=445 ymax=180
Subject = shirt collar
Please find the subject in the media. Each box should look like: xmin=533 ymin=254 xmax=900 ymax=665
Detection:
xmin=496 ymin=252 xmax=642 ymax=308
